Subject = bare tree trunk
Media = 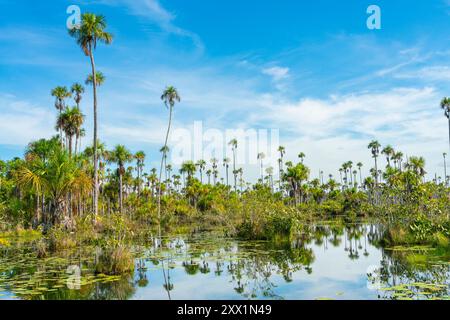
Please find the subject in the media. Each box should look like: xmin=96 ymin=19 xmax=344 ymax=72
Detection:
xmin=119 ymin=171 xmax=123 ymax=214
xmin=89 ymin=48 xmax=99 ymax=219
xmin=158 ymin=105 xmax=173 ymax=225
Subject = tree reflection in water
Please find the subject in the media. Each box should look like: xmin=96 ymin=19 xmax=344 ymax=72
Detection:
xmin=0 ymin=222 xmax=448 ymax=300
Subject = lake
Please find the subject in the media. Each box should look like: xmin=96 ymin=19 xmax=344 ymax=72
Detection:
xmin=0 ymin=222 xmax=449 ymax=300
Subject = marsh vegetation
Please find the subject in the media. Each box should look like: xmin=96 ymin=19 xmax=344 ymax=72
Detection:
xmin=0 ymin=12 xmax=449 ymax=300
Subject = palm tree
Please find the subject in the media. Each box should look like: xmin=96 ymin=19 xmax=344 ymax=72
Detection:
xmin=158 ymin=86 xmax=181 ymax=222
xmin=284 ymin=163 xmax=310 ymax=204
xmin=392 ymin=151 xmax=403 ymax=171
xmin=229 ymin=139 xmax=238 ymax=190
xmin=266 ymin=166 xmax=274 ymax=191
xmin=368 ymin=140 xmax=381 ymax=185
xmin=68 ymin=85 xmax=86 ymax=157
xmin=181 ymin=161 xmax=196 ymax=182
xmin=298 ymin=152 xmax=306 ymax=164
xmin=71 ymin=83 xmax=85 ymax=108
xmin=277 ymin=146 xmax=286 ymax=191
xmin=57 ymin=107 xmax=85 ymax=157
xmin=223 ymin=157 xmax=231 ymax=186
xmin=85 ymin=71 xmax=106 ymax=87
xmin=206 ymin=169 xmax=212 ymax=185
xmin=160 ymin=146 xmax=170 ymax=181
xmin=195 ymin=160 xmax=206 ymax=184
xmin=69 ymin=13 xmax=113 ymax=218
xmin=407 ymin=156 xmax=426 ymax=178
xmin=107 ymin=145 xmax=133 ymax=214
xmin=444 ymin=153 xmax=448 ymax=186
xmin=211 ymin=158 xmax=219 ymax=184
xmin=16 ymin=142 xmax=91 ymax=226
xmin=382 ymin=145 xmax=394 ymax=167
xmin=135 ymin=151 xmax=146 ymax=196
xmin=51 ymin=86 xmax=71 ymax=144
xmin=357 ymin=162 xmax=363 ymax=187
xmin=441 ymin=97 xmax=450 ymax=155
xmin=257 ymin=153 xmax=265 ymax=181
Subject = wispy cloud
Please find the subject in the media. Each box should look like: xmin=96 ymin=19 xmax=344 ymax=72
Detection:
xmin=395 ymin=66 xmax=450 ymax=81
xmin=262 ymin=66 xmax=290 ymax=81
xmin=94 ymin=0 xmax=204 ymax=50
xmin=0 ymin=94 xmax=54 ymax=146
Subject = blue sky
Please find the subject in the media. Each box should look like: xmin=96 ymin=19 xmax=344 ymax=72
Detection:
xmin=0 ymin=0 xmax=450 ymax=181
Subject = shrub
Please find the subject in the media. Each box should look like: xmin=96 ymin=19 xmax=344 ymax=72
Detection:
xmin=95 ymin=245 xmax=134 ymax=275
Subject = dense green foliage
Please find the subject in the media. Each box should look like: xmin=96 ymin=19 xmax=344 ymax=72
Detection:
xmin=0 ymin=13 xmax=449 ymax=280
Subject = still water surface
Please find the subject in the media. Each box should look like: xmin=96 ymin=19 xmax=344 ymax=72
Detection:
xmin=0 ymin=223 xmax=449 ymax=300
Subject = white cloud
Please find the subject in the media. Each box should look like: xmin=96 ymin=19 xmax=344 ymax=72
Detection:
xmin=262 ymin=66 xmax=290 ymax=82
xmin=248 ymin=87 xmax=447 ymax=179
xmin=395 ymin=66 xmax=450 ymax=81
xmin=0 ymin=94 xmax=55 ymax=146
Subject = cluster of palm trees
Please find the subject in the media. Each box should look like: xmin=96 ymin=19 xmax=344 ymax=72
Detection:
xmin=2 ymin=11 xmax=450 ymax=232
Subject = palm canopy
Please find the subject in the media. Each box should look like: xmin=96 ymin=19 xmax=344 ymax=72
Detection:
xmin=107 ymin=145 xmax=133 ymax=169
xmin=69 ymin=13 xmax=113 ymax=56
xmin=86 ymin=71 xmax=105 ymax=86
xmin=71 ymin=83 xmax=85 ymax=105
xmin=161 ymin=86 xmax=181 ymax=109
xmin=56 ymin=107 xmax=85 ymax=138
xmin=51 ymin=86 xmax=71 ymax=111
xmin=441 ymin=97 xmax=450 ymax=118
xmin=181 ymin=161 xmax=197 ymax=178
xmin=368 ymin=140 xmax=381 ymax=157
xmin=135 ymin=151 xmax=146 ymax=162
xmin=229 ymin=139 xmax=238 ymax=148
xmin=382 ymin=145 xmax=394 ymax=158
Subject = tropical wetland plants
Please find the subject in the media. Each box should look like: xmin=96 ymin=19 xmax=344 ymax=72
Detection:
xmin=0 ymin=11 xmax=448 ymax=301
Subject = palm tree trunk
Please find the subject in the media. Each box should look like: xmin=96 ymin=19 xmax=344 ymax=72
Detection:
xmin=444 ymin=154 xmax=448 ymax=186
xmin=233 ymin=150 xmax=237 ymax=191
xmin=448 ymin=118 xmax=450 ymax=158
xmin=69 ymin=136 xmax=73 ymax=158
xmin=119 ymin=171 xmax=123 ymax=214
xmin=89 ymin=48 xmax=99 ymax=219
xmin=158 ymin=105 xmax=173 ymax=224
xmin=374 ymin=156 xmax=378 ymax=186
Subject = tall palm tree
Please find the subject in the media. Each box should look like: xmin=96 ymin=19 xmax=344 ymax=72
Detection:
xmin=69 ymin=84 xmax=86 ymax=157
xmin=85 ymin=71 xmax=106 ymax=87
xmin=278 ymin=146 xmax=286 ymax=191
xmin=444 ymin=153 xmax=448 ymax=186
xmin=51 ymin=86 xmax=72 ymax=144
xmin=229 ymin=139 xmax=238 ymax=190
xmin=392 ymin=151 xmax=403 ymax=171
xmin=135 ymin=151 xmax=146 ymax=196
xmin=211 ymin=158 xmax=219 ymax=184
xmin=206 ymin=169 xmax=212 ymax=185
xmin=69 ymin=13 xmax=113 ymax=218
xmin=195 ymin=160 xmax=206 ymax=184
xmin=71 ymin=83 xmax=85 ymax=108
xmin=406 ymin=156 xmax=426 ymax=178
xmin=382 ymin=145 xmax=394 ymax=167
xmin=57 ymin=107 xmax=85 ymax=157
xmin=257 ymin=153 xmax=265 ymax=181
xmin=158 ymin=86 xmax=181 ymax=222
xmin=284 ymin=163 xmax=310 ymax=204
xmin=181 ymin=161 xmax=196 ymax=182
xmin=357 ymin=162 xmax=363 ymax=187
xmin=223 ymin=157 xmax=231 ymax=186
xmin=298 ymin=152 xmax=306 ymax=164
xmin=368 ymin=140 xmax=381 ymax=185
xmin=107 ymin=145 xmax=133 ymax=214
xmin=441 ymin=97 xmax=450 ymax=155
xmin=266 ymin=166 xmax=274 ymax=191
